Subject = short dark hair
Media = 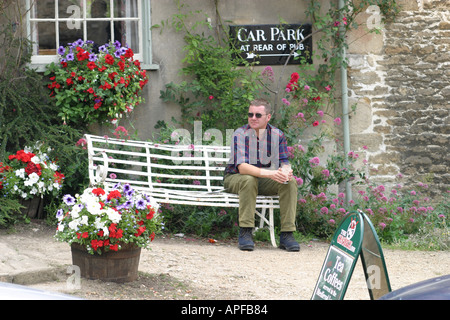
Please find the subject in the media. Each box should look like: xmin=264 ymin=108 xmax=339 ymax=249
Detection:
xmin=249 ymin=99 xmax=271 ymax=114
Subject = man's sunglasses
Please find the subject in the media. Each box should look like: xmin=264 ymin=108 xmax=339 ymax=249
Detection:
xmin=248 ymin=113 xmax=268 ymax=119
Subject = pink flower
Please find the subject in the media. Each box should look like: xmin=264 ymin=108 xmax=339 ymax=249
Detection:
xmin=333 ymin=117 xmax=342 ymax=125
xmin=317 ymin=110 xmax=324 ymax=117
xmin=309 ymin=157 xmax=320 ymax=167
xmin=208 ymin=95 xmax=214 ymax=100
xmin=321 ymin=169 xmax=330 ymax=178
xmin=304 ymin=85 xmax=310 ymax=90
xmin=294 ymin=176 xmax=303 ymax=186
xmin=325 ymin=85 xmax=331 ymax=91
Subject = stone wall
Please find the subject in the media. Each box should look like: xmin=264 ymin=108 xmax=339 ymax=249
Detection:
xmin=347 ymin=0 xmax=449 ymax=197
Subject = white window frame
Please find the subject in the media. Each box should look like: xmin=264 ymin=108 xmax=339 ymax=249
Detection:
xmin=25 ymin=0 xmax=158 ymax=71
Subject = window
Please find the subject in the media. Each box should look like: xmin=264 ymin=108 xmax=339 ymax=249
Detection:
xmin=26 ymin=0 xmax=157 ymax=70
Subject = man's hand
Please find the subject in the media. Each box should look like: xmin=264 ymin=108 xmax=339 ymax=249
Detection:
xmin=237 ymin=163 xmax=290 ymax=184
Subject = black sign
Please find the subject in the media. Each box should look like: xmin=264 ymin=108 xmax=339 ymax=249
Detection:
xmin=229 ymin=24 xmax=312 ymax=65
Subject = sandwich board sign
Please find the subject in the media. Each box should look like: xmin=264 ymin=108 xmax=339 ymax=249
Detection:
xmin=311 ymin=210 xmax=391 ymax=300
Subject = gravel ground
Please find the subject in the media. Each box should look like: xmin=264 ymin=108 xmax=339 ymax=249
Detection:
xmin=1 ymin=222 xmax=449 ymax=300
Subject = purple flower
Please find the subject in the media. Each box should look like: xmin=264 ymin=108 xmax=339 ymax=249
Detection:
xmin=56 ymin=209 xmax=64 ymax=219
xmin=136 ymin=198 xmax=146 ymax=210
xmin=63 ymin=194 xmax=76 ymax=206
xmin=99 ymin=45 xmax=108 ymax=53
xmin=57 ymin=46 xmax=65 ymax=55
xmin=114 ymin=50 xmax=122 ymax=58
xmin=75 ymin=38 xmax=84 ymax=47
xmin=66 ymin=53 xmax=74 ymax=61
xmin=89 ymin=53 xmax=98 ymax=62
xmin=113 ymin=40 xmax=121 ymax=49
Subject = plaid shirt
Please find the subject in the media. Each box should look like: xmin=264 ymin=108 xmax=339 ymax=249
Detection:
xmin=225 ymin=123 xmax=290 ymax=175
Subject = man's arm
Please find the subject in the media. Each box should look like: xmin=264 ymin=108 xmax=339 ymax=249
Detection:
xmin=237 ymin=163 xmax=289 ymax=184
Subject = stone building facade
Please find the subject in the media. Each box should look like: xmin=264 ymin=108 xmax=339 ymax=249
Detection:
xmin=346 ymin=0 xmax=449 ymax=197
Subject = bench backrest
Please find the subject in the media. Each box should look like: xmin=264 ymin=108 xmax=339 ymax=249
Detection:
xmin=85 ymin=134 xmax=231 ymax=193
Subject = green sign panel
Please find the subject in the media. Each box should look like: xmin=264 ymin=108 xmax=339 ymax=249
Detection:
xmin=311 ymin=210 xmax=391 ymax=300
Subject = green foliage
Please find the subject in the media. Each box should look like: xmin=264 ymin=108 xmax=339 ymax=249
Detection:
xmin=0 ymin=6 xmax=88 ymax=227
xmin=155 ymin=3 xmax=265 ymax=132
xmin=0 ymin=197 xmax=24 ymax=228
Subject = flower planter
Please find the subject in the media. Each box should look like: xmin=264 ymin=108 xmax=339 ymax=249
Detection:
xmin=20 ymin=197 xmax=44 ymax=219
xmin=71 ymin=243 xmax=141 ymax=283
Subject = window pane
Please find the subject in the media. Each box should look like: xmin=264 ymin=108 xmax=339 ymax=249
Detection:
xmin=32 ymin=0 xmax=54 ymax=19
xmin=59 ymin=0 xmax=83 ymax=19
xmin=87 ymin=21 xmax=112 ymax=47
xmin=31 ymin=22 xmax=56 ymax=55
xmin=114 ymin=0 xmax=138 ymax=18
xmin=59 ymin=21 xmax=84 ymax=47
xmin=87 ymin=0 xmax=111 ymax=18
xmin=116 ymin=20 xmax=139 ymax=52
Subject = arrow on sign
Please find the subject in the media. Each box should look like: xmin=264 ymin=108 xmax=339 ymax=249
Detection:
xmin=246 ymin=52 xmax=300 ymax=59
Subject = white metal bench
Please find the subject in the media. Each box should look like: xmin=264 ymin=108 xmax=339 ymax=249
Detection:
xmin=84 ymin=134 xmax=280 ymax=247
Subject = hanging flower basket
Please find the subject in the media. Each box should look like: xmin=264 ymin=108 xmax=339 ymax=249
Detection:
xmin=45 ymin=39 xmax=148 ymax=126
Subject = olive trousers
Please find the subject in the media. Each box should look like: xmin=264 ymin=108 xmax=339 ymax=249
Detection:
xmin=224 ymin=174 xmax=297 ymax=232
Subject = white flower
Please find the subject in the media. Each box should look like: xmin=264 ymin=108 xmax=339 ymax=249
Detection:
xmin=68 ymin=219 xmax=80 ymax=230
xmin=57 ymin=224 xmax=64 ymax=232
xmin=106 ymin=208 xmax=122 ymax=223
xmin=80 ymin=216 xmax=88 ymax=225
xmin=86 ymin=200 xmax=102 ymax=215
xmin=15 ymin=168 xmax=26 ymax=179
xmin=49 ymin=162 xmax=58 ymax=171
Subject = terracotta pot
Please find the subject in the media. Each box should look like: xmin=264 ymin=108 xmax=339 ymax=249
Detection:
xmin=71 ymin=243 xmax=141 ymax=283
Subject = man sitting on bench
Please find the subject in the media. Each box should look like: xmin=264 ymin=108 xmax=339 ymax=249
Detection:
xmin=224 ymin=99 xmax=300 ymax=252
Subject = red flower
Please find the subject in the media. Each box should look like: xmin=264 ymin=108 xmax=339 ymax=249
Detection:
xmin=109 ymin=244 xmax=118 ymax=251
xmin=87 ymin=61 xmax=97 ymax=70
xmin=87 ymin=87 xmax=94 ymax=94
xmin=146 ymin=207 xmax=155 ymax=220
xmin=105 ymin=54 xmax=115 ymax=65
xmin=313 ymin=121 xmax=319 ymax=127
xmin=82 ymin=232 xmax=89 ymax=239
xmin=149 ymin=232 xmax=155 ymax=242
xmin=312 ymin=96 xmax=321 ymax=102
xmin=134 ymin=226 xmax=146 ymax=237
xmin=92 ymin=187 xmax=105 ymax=196
xmin=118 ymin=61 xmax=125 ymax=72
xmin=290 ymin=72 xmax=300 ymax=82
xmin=54 ymin=171 xmax=65 ymax=183
xmin=66 ymin=78 xmax=73 ymax=86
xmin=25 ymin=162 xmax=42 ymax=176
xmin=107 ymin=190 xmax=121 ymax=200
xmin=9 ymin=150 xmax=35 ymax=163
xmin=124 ymin=48 xmax=134 ymax=58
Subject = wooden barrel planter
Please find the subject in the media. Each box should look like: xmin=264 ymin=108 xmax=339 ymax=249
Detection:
xmin=71 ymin=243 xmax=141 ymax=283
xmin=20 ymin=197 xmax=44 ymax=219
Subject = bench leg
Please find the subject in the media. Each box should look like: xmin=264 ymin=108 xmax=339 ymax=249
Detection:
xmin=255 ymin=207 xmax=277 ymax=248
xmin=268 ymin=207 xmax=276 ymax=247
